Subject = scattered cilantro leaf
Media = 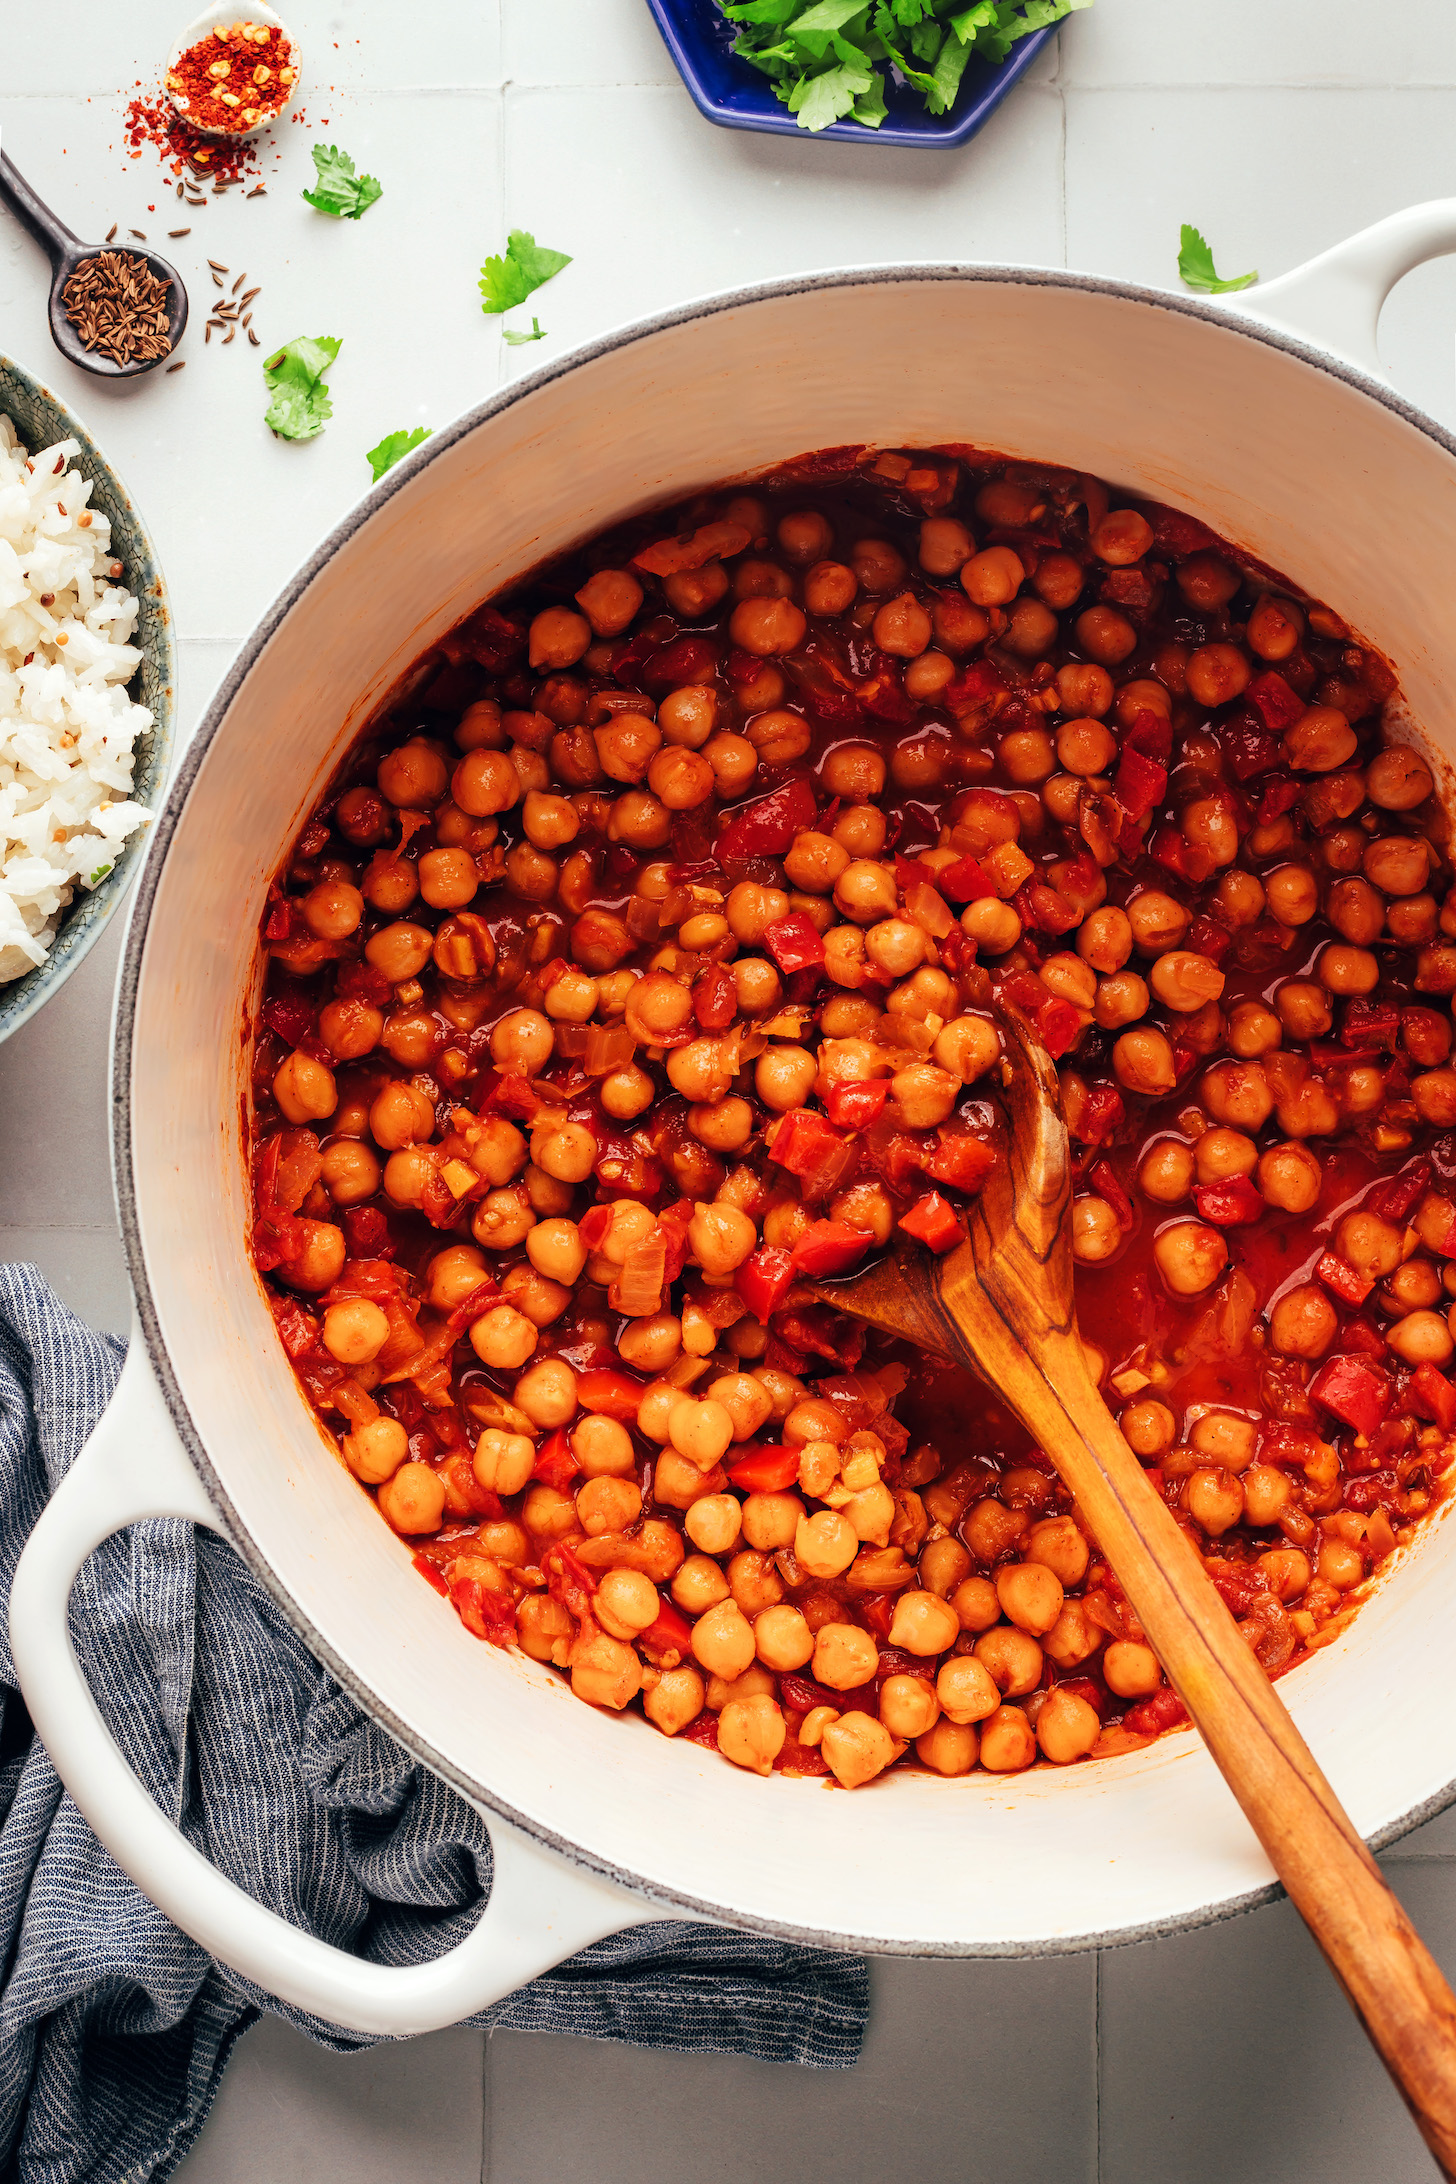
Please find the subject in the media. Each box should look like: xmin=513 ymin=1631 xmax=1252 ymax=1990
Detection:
xmin=478 ymin=232 xmax=572 ymax=316
xmin=263 ymin=335 xmax=341 ymax=441
xmin=88 ymin=863 xmax=112 ymax=886
xmin=1177 ymin=223 xmax=1257 ymax=295
xmin=301 ymin=144 xmax=383 ymax=220
xmin=720 ymin=0 xmax=1091 ymax=130
xmin=503 ymin=317 xmax=547 ymax=346
xmin=366 ymin=426 xmax=431 ymax=481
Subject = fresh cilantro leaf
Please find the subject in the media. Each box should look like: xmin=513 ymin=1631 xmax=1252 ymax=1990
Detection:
xmin=1178 ymin=223 xmax=1257 ymax=294
xmin=366 ymin=426 xmax=431 ymax=482
xmin=88 ymin=863 xmax=112 ymax=886
xmin=478 ymin=231 xmax=572 ymax=316
xmin=263 ymin=335 xmax=341 ymax=441
xmin=503 ymin=317 xmax=547 ymax=346
xmin=789 ymin=54 xmax=873 ymax=128
xmin=301 ymin=144 xmax=383 ymax=221
xmin=852 ymin=70 xmax=888 ymax=124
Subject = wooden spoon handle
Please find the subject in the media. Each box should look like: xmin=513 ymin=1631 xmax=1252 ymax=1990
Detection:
xmin=954 ymin=1292 xmax=1456 ymax=2173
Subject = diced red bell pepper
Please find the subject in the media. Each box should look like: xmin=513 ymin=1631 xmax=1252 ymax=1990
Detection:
xmin=342 ymin=1205 xmax=393 ymax=1260
xmin=728 ymin=1445 xmax=801 ymax=1493
xmin=693 ymin=961 xmax=737 ymax=1031
xmin=1369 ymin=1161 xmax=1431 ymax=1225
xmin=780 ymin=1673 xmax=841 ymax=1717
xmin=640 ymin=635 xmax=719 ymax=694
xmin=1309 ymin=1353 xmax=1392 ymax=1438
xmin=899 ymin=1190 xmax=963 ymax=1254
xmin=1315 ymin=1251 xmax=1375 ymax=1306
xmin=335 ymin=958 xmax=392 ymax=1006
xmin=1014 ymin=882 xmax=1081 ymax=936
xmin=680 ymin=1711 xmax=721 ymax=1751
xmin=764 ymin=912 xmax=826 ymax=974
xmin=1148 ymin=825 xmax=1215 ymax=886
xmin=1125 ymin=1687 xmax=1188 ymax=1737
xmin=1340 ymin=1001 xmax=1400 ymax=1050
xmin=936 ymin=853 xmax=997 ymax=903
xmin=1246 ymin=669 xmax=1306 ymax=735
xmin=638 ymin=1597 xmax=696 ymax=1670
xmin=943 ymin=657 xmax=1007 ymax=713
xmin=531 ymin=1428 xmax=580 ymax=1492
xmin=822 ymin=1079 xmax=890 ymax=1131
xmin=574 ymin=1367 xmax=646 ymax=1422
xmin=790 ymin=1220 xmax=872 ymax=1279
xmin=714 ymin=776 xmax=817 ymax=861
xmin=735 ymin=1244 xmax=797 ymax=1323
xmin=1148 ymin=505 xmax=1219 ymax=558
xmin=1258 ymin=773 xmax=1302 ymax=823
xmin=1217 ymin=706 xmax=1282 ymax=782
xmin=412 ymin=1553 xmax=450 ymax=1598
xmin=1409 ymin=1362 xmax=1456 ymax=1432
xmin=1089 ymin=1159 xmax=1134 ymax=1229
xmin=1187 ymin=914 xmax=1232 ymax=965
xmin=1075 ymin=1083 xmax=1125 ymax=1147
xmin=924 ymin=1133 xmax=996 ymax=1194
xmin=1037 ymin=997 xmax=1084 ymax=1060
xmin=262 ymin=889 xmax=296 ymax=943
xmin=862 ymin=1595 xmax=897 ymax=1642
xmin=577 ymin=1204 xmax=615 ymax=1253
xmin=1113 ymin=744 xmax=1168 ymax=822
xmin=769 ymin=1107 xmax=855 ymax=1200
xmin=1124 ymin=710 xmax=1173 ymax=763
xmin=1193 ymin=1175 xmax=1266 ymax=1227
xmin=1343 ymin=1316 xmax=1388 ymax=1360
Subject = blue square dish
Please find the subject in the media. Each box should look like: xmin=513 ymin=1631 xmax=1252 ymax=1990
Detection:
xmin=643 ymin=0 xmax=1058 ymax=149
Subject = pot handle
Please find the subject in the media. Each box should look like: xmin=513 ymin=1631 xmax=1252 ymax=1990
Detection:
xmin=8 ymin=1329 xmax=665 ymax=2038
xmin=1219 ymin=199 xmax=1456 ymax=378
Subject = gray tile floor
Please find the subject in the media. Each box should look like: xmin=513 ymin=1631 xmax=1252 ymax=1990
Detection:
xmin=6 ymin=0 xmax=1456 ymax=2176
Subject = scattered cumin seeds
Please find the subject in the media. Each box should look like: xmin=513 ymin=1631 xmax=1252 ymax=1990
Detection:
xmin=247 ymin=326 xmax=260 ymax=344
xmin=129 ymin=228 xmax=146 ymax=239
xmin=165 ymin=359 xmax=186 ymax=373
xmin=204 ymin=322 xmax=214 ymax=343
xmin=239 ymin=286 xmax=260 ymax=304
xmin=223 ymin=324 xmax=236 ymax=344
xmin=105 ymin=223 xmax=117 ymax=242
xmin=231 ymin=273 xmax=245 ymax=294
xmin=168 ymin=227 xmax=190 ymax=238
xmin=207 ymin=259 xmax=228 ymax=272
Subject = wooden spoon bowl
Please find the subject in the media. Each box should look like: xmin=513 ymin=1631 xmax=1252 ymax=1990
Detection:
xmin=806 ymin=1001 xmax=1456 ymax=2174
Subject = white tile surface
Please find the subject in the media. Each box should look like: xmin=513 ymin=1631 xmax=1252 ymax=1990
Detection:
xmin=5 ymin=3 xmax=1456 ymax=2179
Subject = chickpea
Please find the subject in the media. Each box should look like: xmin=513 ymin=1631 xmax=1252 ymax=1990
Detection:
xmin=1186 ymin=643 xmax=1250 ymax=710
xmin=1258 ymin=1547 xmax=1313 ymax=1603
xmin=576 ymin=1475 xmax=642 ymax=1535
xmin=342 ymin=1415 xmax=407 ymax=1485
xmin=1269 ymin=1284 xmax=1337 ymax=1360
xmin=1114 ymin=1027 xmax=1177 ymax=1097
xmin=680 ymin=1499 xmax=741 ymax=1565
xmin=571 ymin=1414 xmax=633 ymax=1479
xmin=644 ymin=1666 xmax=707 ymax=1737
xmin=801 ymin=560 xmax=857 ymax=616
xmin=1368 ymin=746 xmax=1434 ymax=811
xmin=917 ymin=516 xmax=974 ymax=575
xmin=376 ymin=1462 xmax=446 ymax=1536
xmin=887 ymin=1590 xmax=959 ymax=1657
xmin=690 ymin=1098 xmax=754 ymax=1154
xmin=1025 ymin=1515 xmax=1089 ymax=1590
xmin=1275 ymin=981 xmax=1332 ymax=1041
xmin=532 ymin=1121 xmax=598 ymax=1184
xmin=1096 ymin=971 xmax=1150 ymax=1031
xmin=961 ymin=546 xmax=1024 ymax=607
xmin=1073 ymin=606 xmax=1137 ymax=668
xmin=998 ymin=729 xmax=1057 ymax=785
xmin=318 ymin=1000 xmax=383 ymax=1063
xmin=1126 ymin=891 xmax=1189 ymax=957
xmin=812 ymin=1622 xmax=879 ymax=1691
xmin=1383 ymin=1260 xmax=1442 ymax=1315
xmin=469 ymin=1305 xmax=539 ymax=1371
xmin=832 ymin=861 xmax=897 ymax=927
xmin=831 ymin=797 xmax=888 ymax=852
xmin=1056 ymin=718 xmax=1118 ymax=778
xmin=1103 ymin=1641 xmax=1162 ymax=1699
xmin=319 ymin=1298 xmax=388 ymax=1368
xmin=717 ymin=1695 xmax=787 ymax=1776
xmin=821 ymin=1712 xmax=898 ymax=1789
xmin=1415 ymin=1069 xmax=1456 ymax=1127
xmin=1388 ymin=1310 xmax=1455 ymax=1365
xmin=1121 ymin=1399 xmax=1176 ymax=1457
xmin=1336 ymin=1209 xmax=1403 ymax=1278
xmin=1153 ymin=1221 xmax=1228 ymax=1297
xmin=994 ymin=1562 xmax=1064 ymax=1637
xmin=962 ymin=898 xmax=1023 ymax=954
xmin=1317 ymin=942 xmax=1380 ymax=995
xmin=377 ymin=737 xmax=448 ymax=811
xmin=885 ymin=1062 xmax=955 ymax=1130
xmin=1072 ymin=1198 xmax=1121 ymax=1264
xmin=1317 ymin=1538 xmax=1366 ymax=1592
xmin=729 ymin=596 xmax=806 ymax=658
xmin=570 ymin=1632 xmax=643 ymax=1712
xmin=979 ymin=1705 xmax=1038 ymax=1774
xmin=871 ymin=1673 xmax=935 ymax=1742
xmin=794 ymin=1510 xmax=859 ymax=1580
xmin=872 ymin=592 xmax=932 ymax=658
xmin=1036 ymin=1687 xmax=1100 ymax=1765
xmin=1150 ymin=951 xmax=1226 ymax=1015
xmin=1202 ymin=1060 xmax=1274 ymax=1131
xmin=1228 ymin=1001 xmax=1282 ymax=1059
xmin=321 ymin=1139 xmax=381 ymax=1206
xmin=667 ymin=1395 xmax=736 ymax=1472
xmin=274 ymin=1051 xmax=337 ymax=1125
xmin=850 ymin=537 xmax=908 ymax=593
xmin=1185 ymin=1466 xmax=1244 ymax=1535
xmin=754 ymin=1604 xmax=815 ymax=1673
xmin=1285 ymin=706 xmax=1358 ymax=774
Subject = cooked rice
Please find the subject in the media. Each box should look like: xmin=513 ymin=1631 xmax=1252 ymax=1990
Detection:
xmin=0 ymin=411 xmax=152 ymax=982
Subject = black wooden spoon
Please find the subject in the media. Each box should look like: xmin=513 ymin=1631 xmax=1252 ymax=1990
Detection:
xmin=0 ymin=149 xmax=188 ymax=382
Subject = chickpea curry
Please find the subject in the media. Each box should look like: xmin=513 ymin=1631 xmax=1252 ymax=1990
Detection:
xmin=249 ymin=446 xmax=1456 ymax=1793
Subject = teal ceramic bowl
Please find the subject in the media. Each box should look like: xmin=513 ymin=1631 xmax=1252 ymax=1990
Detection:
xmin=0 ymin=356 xmax=175 ymax=1044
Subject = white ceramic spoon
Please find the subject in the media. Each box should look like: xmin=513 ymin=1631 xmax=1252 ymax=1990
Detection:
xmin=164 ymin=0 xmax=299 ymax=141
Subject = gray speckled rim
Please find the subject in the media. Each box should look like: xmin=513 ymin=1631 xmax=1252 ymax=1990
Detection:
xmin=0 ymin=355 xmax=175 ymax=1044
xmin=113 ymin=262 xmax=1456 ymax=1961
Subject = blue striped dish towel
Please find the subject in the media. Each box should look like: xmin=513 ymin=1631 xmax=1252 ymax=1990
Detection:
xmin=0 ymin=1265 xmax=867 ymax=2184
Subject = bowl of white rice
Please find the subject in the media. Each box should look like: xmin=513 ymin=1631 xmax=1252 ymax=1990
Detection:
xmin=0 ymin=354 xmax=174 ymax=1042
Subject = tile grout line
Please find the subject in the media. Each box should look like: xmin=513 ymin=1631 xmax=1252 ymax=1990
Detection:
xmin=1094 ymin=1947 xmax=1103 ymax=2184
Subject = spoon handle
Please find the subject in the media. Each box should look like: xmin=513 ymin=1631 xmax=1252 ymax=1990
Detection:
xmin=935 ymin=1259 xmax=1456 ymax=2176
xmin=0 ymin=151 xmax=80 ymax=273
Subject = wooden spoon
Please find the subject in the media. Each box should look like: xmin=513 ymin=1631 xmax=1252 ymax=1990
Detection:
xmin=805 ymin=1002 xmax=1456 ymax=2173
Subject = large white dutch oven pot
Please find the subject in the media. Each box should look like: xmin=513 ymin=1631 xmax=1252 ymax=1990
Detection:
xmin=11 ymin=206 xmax=1456 ymax=2039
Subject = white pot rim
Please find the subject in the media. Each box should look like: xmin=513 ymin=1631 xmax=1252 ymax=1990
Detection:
xmin=111 ymin=259 xmax=1456 ymax=1960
